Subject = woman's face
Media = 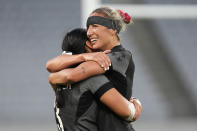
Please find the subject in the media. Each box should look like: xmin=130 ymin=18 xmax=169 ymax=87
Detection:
xmin=85 ymin=40 xmax=101 ymax=53
xmin=87 ymin=13 xmax=114 ymax=51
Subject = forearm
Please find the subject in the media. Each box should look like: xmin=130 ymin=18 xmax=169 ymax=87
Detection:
xmin=46 ymin=54 xmax=85 ymax=72
xmin=48 ymin=68 xmax=73 ymax=85
xmin=100 ymin=88 xmax=131 ymax=119
xmin=100 ymin=88 xmax=142 ymax=122
xmin=46 ymin=51 xmax=111 ymax=73
xmin=49 ymin=61 xmax=105 ymax=85
xmin=67 ymin=61 xmax=105 ymax=83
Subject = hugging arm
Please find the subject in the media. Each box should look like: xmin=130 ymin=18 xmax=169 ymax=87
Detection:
xmin=49 ymin=61 xmax=105 ymax=85
xmin=100 ymin=87 xmax=132 ymax=119
xmin=49 ymin=61 xmax=142 ymax=122
xmin=48 ymin=61 xmax=134 ymax=119
xmin=46 ymin=52 xmax=111 ymax=73
xmin=100 ymin=88 xmax=142 ymax=121
xmin=46 ymin=54 xmax=85 ymax=73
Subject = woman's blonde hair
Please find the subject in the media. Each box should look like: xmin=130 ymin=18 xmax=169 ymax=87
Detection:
xmin=91 ymin=7 xmax=132 ymax=32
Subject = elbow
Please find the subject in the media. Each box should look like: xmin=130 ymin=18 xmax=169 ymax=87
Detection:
xmin=46 ymin=61 xmax=56 ymax=73
xmin=48 ymin=73 xmax=68 ymax=84
xmin=48 ymin=74 xmax=53 ymax=84
xmin=48 ymin=73 xmax=56 ymax=84
xmin=46 ymin=60 xmax=52 ymax=72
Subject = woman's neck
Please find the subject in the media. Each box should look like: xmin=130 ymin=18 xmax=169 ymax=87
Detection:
xmin=102 ymin=41 xmax=120 ymax=51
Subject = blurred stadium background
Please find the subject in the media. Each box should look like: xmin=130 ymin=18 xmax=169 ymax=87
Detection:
xmin=0 ymin=0 xmax=197 ymax=130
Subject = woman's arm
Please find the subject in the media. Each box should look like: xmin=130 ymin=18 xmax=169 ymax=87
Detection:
xmin=49 ymin=61 xmax=105 ymax=84
xmin=100 ymin=88 xmax=131 ymax=119
xmin=46 ymin=54 xmax=85 ymax=73
xmin=49 ymin=74 xmax=142 ymax=121
xmin=46 ymin=52 xmax=111 ymax=73
xmin=48 ymin=64 xmax=142 ymax=121
xmin=99 ymin=88 xmax=142 ymax=122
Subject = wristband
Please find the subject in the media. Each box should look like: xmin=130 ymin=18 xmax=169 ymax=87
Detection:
xmin=125 ymin=102 xmax=136 ymax=122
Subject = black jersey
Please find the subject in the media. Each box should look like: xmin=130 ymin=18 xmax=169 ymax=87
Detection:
xmin=55 ymin=45 xmax=135 ymax=131
xmin=106 ymin=45 xmax=135 ymax=99
xmin=54 ymin=75 xmax=114 ymax=131
xmin=97 ymin=45 xmax=135 ymax=131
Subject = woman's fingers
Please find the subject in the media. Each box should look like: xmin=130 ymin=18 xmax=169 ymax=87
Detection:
xmin=100 ymin=53 xmax=111 ymax=70
xmin=91 ymin=52 xmax=111 ymax=70
xmin=82 ymin=52 xmax=111 ymax=70
xmin=103 ymin=50 xmax=111 ymax=54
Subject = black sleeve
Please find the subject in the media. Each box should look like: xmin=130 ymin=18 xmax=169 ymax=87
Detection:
xmin=94 ymin=82 xmax=114 ymax=99
xmin=83 ymin=75 xmax=114 ymax=99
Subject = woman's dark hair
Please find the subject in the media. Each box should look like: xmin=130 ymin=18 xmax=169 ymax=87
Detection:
xmin=62 ymin=28 xmax=87 ymax=54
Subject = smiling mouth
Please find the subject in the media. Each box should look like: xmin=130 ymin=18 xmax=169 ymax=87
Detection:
xmin=90 ymin=39 xmax=97 ymax=45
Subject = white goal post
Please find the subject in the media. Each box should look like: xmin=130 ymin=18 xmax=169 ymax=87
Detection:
xmin=81 ymin=0 xmax=197 ymax=27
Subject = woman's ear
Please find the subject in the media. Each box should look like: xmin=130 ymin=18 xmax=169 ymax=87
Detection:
xmin=109 ymin=29 xmax=117 ymax=36
xmin=114 ymin=29 xmax=117 ymax=34
xmin=86 ymin=41 xmax=93 ymax=49
xmin=85 ymin=41 xmax=93 ymax=53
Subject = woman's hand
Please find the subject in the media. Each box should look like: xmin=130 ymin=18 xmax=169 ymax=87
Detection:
xmin=81 ymin=51 xmax=111 ymax=70
xmin=129 ymin=97 xmax=142 ymax=122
